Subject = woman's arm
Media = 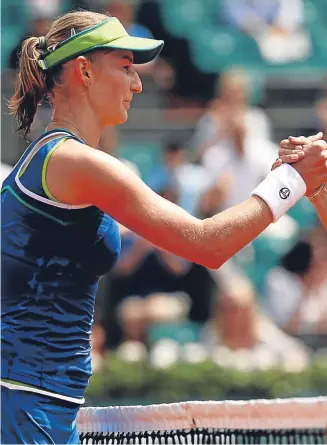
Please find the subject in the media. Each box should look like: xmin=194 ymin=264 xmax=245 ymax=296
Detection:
xmin=45 ymin=139 xmax=325 ymax=269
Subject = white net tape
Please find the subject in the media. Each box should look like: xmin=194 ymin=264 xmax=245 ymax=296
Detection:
xmin=77 ymin=396 xmax=327 ymax=433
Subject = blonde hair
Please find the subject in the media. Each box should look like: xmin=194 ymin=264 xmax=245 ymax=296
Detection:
xmin=8 ymin=11 xmax=109 ymax=137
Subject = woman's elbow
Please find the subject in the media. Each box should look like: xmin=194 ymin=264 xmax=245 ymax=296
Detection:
xmin=197 ymin=220 xmax=232 ymax=269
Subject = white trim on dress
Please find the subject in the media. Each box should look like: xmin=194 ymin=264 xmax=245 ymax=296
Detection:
xmin=15 ymin=131 xmax=91 ymax=210
xmin=0 ymin=380 xmax=85 ymax=405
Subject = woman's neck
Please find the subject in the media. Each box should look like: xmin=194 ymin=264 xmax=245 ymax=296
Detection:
xmin=50 ymin=109 xmax=102 ymax=148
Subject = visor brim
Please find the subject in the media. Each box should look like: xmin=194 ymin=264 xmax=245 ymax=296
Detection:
xmin=101 ymin=35 xmax=164 ymax=64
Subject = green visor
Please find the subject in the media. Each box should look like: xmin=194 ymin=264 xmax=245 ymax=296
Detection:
xmin=38 ymin=17 xmax=164 ymax=70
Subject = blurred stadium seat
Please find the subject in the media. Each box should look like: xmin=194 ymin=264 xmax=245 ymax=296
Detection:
xmin=159 ymin=0 xmax=210 ymax=39
xmin=189 ymin=26 xmax=262 ymax=73
xmin=159 ymin=0 xmax=327 ymax=75
xmin=1 ymin=0 xmax=27 ymax=70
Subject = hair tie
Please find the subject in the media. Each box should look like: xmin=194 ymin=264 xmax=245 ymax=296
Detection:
xmin=38 ymin=36 xmax=48 ymax=54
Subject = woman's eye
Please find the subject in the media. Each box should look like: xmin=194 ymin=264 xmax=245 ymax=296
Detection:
xmin=123 ymin=66 xmax=130 ymax=72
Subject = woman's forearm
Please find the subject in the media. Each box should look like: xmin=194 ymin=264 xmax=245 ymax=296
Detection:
xmin=202 ymin=196 xmax=273 ymax=268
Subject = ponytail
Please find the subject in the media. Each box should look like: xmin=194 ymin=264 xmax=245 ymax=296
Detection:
xmin=8 ymin=37 xmax=48 ymax=137
xmin=8 ymin=10 xmax=111 ymax=137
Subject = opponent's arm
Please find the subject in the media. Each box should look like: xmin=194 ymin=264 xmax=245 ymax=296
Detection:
xmin=45 ymin=140 xmax=325 ymax=269
xmin=308 ymin=185 xmax=327 ymax=230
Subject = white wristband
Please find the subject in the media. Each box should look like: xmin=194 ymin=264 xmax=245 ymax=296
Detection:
xmin=251 ymin=164 xmax=306 ymax=222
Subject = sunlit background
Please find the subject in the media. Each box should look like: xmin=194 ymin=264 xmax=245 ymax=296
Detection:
xmin=1 ymin=0 xmax=327 ymax=406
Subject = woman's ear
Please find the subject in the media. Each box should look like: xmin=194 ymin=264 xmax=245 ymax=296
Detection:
xmin=74 ymin=55 xmax=93 ymax=87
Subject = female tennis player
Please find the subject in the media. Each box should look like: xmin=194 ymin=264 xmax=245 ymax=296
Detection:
xmin=1 ymin=9 xmax=327 ymax=444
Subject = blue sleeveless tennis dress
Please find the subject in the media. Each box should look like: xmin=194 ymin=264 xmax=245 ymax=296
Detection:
xmin=1 ymin=129 xmax=121 ymax=443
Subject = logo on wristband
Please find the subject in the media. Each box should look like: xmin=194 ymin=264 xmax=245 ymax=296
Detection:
xmin=279 ymin=187 xmax=290 ymax=200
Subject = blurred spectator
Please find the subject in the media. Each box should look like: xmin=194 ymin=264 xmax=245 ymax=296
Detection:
xmin=116 ymin=291 xmax=198 ymax=366
xmin=193 ymin=69 xmax=272 ymax=153
xmin=146 ymin=140 xmax=212 ymax=215
xmin=265 ymin=226 xmax=327 ymax=336
xmin=222 ymin=0 xmax=311 ymax=64
xmin=147 ymin=292 xmax=202 ymax=368
xmin=115 ymin=296 xmax=148 ymax=362
xmin=116 ymin=296 xmax=148 ymax=343
xmin=192 ymin=69 xmax=277 ymax=209
xmin=196 ymin=179 xmax=230 ymax=219
xmin=222 ymin=0 xmax=280 ymax=34
xmin=146 ymin=141 xmax=181 ymax=192
xmin=114 ymin=229 xmax=153 ymax=277
xmin=146 ymin=292 xmax=191 ymax=326
xmin=201 ymin=280 xmax=310 ymax=371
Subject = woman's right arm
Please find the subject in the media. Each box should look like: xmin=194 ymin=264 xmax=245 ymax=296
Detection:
xmin=46 ymin=140 xmax=326 ymax=269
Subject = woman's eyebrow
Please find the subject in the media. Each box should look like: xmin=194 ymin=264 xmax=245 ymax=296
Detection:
xmin=120 ymin=55 xmax=134 ymax=64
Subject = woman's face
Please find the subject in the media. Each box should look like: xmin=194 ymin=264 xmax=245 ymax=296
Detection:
xmin=88 ymin=49 xmax=142 ymax=126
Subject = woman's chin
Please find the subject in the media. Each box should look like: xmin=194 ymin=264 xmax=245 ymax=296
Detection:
xmin=117 ymin=111 xmax=129 ymax=125
xmin=106 ymin=111 xmax=128 ymax=126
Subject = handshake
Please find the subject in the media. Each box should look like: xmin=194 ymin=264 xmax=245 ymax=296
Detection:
xmin=250 ymin=132 xmax=327 ymax=229
xmin=272 ymin=132 xmax=327 ymax=199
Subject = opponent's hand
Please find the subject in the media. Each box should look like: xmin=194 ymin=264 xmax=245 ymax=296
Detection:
xmin=272 ymin=132 xmax=324 ymax=170
xmin=289 ymin=139 xmax=327 ymax=196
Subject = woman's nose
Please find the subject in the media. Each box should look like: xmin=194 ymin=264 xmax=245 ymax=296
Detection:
xmin=131 ymin=71 xmax=142 ymax=94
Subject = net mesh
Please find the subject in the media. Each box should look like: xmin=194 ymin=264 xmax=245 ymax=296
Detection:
xmin=77 ymin=397 xmax=327 ymax=444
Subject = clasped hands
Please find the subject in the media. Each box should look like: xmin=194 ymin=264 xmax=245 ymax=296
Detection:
xmin=272 ymin=132 xmax=327 ymax=199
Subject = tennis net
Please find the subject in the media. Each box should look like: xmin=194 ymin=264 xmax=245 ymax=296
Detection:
xmin=77 ymin=396 xmax=327 ymax=444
